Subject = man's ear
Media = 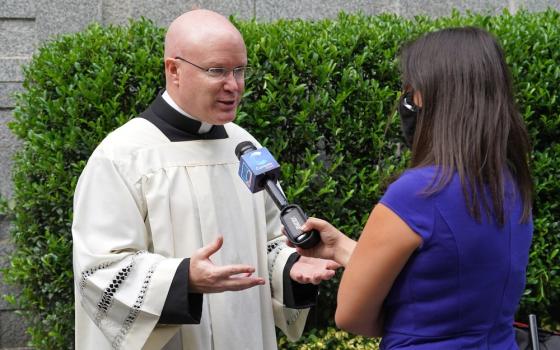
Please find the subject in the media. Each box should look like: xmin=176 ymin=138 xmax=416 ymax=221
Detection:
xmin=165 ymin=58 xmax=180 ymax=86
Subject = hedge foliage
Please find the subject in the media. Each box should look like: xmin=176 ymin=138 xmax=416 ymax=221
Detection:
xmin=2 ymin=9 xmax=559 ymax=349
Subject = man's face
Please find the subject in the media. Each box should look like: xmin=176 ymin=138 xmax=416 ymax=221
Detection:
xmin=174 ymin=37 xmax=247 ymax=125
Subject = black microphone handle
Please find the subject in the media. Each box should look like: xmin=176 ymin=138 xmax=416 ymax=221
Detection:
xmin=264 ymin=179 xmax=288 ymax=210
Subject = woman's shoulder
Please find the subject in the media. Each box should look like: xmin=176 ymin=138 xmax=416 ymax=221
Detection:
xmin=380 ymin=166 xmax=440 ymax=244
xmin=381 ymin=166 xmax=442 ymax=211
xmin=389 ymin=166 xmax=440 ymax=193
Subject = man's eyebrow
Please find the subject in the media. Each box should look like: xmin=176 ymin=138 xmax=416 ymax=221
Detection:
xmin=202 ymin=60 xmax=248 ymax=67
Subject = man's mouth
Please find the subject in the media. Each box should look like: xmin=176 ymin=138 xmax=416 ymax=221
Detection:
xmin=217 ymin=100 xmax=236 ymax=107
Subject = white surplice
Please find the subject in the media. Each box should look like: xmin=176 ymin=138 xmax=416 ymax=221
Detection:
xmin=73 ymin=117 xmax=308 ymax=350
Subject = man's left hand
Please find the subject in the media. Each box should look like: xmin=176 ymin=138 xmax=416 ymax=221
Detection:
xmin=290 ymin=256 xmax=341 ymax=285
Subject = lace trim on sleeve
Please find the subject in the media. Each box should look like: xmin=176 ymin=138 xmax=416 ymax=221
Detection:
xmin=287 ymin=309 xmax=304 ymax=326
xmin=111 ymin=261 xmax=160 ymax=349
xmin=267 ymin=237 xmax=285 ymax=288
xmin=78 ymin=251 xmax=149 ymax=328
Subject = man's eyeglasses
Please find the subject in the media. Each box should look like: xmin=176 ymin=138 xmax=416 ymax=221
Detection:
xmin=174 ymin=56 xmax=251 ymax=80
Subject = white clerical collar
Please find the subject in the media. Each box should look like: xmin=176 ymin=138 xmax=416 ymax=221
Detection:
xmin=162 ymin=90 xmax=213 ymax=134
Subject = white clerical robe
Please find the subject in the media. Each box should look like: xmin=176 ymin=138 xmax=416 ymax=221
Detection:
xmin=73 ymin=111 xmax=310 ymax=349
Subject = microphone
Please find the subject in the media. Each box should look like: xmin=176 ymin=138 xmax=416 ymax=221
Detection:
xmin=235 ymin=141 xmax=320 ymax=249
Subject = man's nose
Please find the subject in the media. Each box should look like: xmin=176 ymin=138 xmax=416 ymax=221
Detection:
xmin=223 ymin=72 xmax=242 ymax=91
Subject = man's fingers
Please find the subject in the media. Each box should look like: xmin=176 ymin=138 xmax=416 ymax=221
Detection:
xmin=309 ymin=270 xmax=335 ymax=284
xmin=291 ymin=272 xmax=303 ymax=281
xmin=322 ymin=269 xmax=336 ymax=280
xmin=231 ymin=272 xmax=253 ymax=278
xmin=221 ymin=277 xmax=265 ymax=291
xmin=326 ymin=260 xmax=342 ymax=270
xmin=218 ymin=270 xmax=265 ymax=292
xmin=214 ymin=264 xmax=256 ymax=279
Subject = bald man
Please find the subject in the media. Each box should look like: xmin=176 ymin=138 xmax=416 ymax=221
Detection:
xmin=72 ymin=9 xmax=338 ymax=350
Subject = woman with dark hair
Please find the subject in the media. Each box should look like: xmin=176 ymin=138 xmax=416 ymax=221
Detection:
xmin=295 ymin=27 xmax=533 ymax=349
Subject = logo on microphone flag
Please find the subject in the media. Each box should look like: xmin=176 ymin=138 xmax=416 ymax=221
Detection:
xmin=239 ymin=162 xmax=253 ymax=188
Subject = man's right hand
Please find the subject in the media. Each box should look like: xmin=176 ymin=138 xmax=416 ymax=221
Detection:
xmin=188 ymin=236 xmax=265 ymax=293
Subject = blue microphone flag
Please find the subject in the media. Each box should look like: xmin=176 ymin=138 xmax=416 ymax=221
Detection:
xmin=238 ymin=147 xmax=281 ymax=193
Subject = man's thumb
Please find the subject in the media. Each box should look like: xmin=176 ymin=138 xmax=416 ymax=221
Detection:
xmin=199 ymin=235 xmax=224 ymax=258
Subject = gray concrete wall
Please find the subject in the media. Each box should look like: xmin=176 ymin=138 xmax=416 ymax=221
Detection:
xmin=1 ymin=0 xmax=559 ymax=348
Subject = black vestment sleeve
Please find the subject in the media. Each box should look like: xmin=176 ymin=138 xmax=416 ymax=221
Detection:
xmin=282 ymin=253 xmax=318 ymax=309
xmin=158 ymin=258 xmax=203 ymax=324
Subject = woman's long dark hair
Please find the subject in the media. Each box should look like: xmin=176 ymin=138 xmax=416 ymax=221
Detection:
xmin=399 ymin=27 xmax=532 ymax=225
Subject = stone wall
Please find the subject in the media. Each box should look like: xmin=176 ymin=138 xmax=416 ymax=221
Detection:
xmin=1 ymin=0 xmax=559 ymax=348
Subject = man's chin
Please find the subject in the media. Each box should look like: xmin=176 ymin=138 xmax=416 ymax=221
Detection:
xmin=213 ymin=112 xmax=237 ymax=125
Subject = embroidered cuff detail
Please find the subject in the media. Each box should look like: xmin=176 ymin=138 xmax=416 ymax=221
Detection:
xmin=112 ymin=261 xmax=159 ymax=348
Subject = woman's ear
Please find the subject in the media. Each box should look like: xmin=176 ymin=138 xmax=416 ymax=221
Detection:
xmin=413 ymin=90 xmax=423 ymax=108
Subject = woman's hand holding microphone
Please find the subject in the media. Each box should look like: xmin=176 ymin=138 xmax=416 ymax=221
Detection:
xmin=286 ymin=217 xmax=357 ymax=267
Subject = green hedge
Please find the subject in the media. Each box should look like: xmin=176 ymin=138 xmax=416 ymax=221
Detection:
xmin=2 ymin=10 xmax=559 ymax=349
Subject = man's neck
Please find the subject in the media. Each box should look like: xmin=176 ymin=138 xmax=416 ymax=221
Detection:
xmin=162 ymin=90 xmax=213 ymax=134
